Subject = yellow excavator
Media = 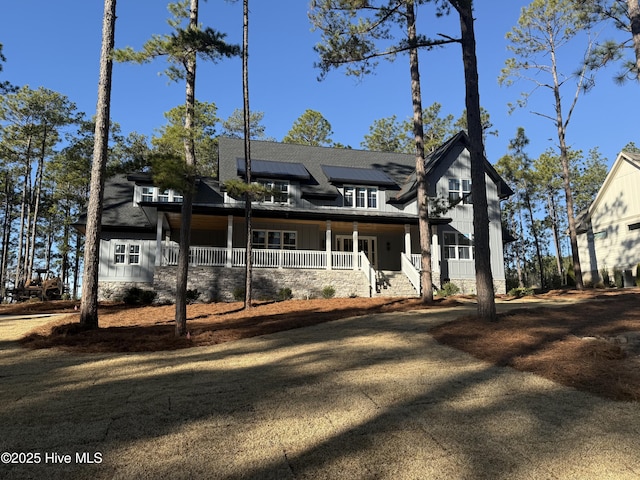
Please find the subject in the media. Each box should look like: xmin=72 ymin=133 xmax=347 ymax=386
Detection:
xmin=10 ymin=269 xmax=64 ymax=302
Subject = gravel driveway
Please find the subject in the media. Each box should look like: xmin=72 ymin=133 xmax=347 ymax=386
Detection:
xmin=1 ymin=305 xmax=639 ymax=479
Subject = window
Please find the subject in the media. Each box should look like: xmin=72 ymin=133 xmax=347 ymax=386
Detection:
xmin=114 ymin=243 xmax=140 ymax=265
xmin=257 ymin=180 xmax=289 ymax=203
xmin=344 ymin=186 xmax=378 ymax=209
xmin=629 ymin=223 xmax=640 ymax=231
xmin=443 ymin=232 xmax=474 ymax=260
xmin=158 ymin=189 xmax=170 ymax=202
xmin=114 ymin=244 xmax=126 ymax=264
xmin=448 ymin=179 xmax=472 ymax=205
xmin=128 ymin=245 xmax=140 ymax=264
xmin=137 ymin=186 xmax=183 ymax=203
xmin=252 ymin=230 xmax=297 ymax=250
xmin=141 ymin=187 xmax=154 ymax=203
xmin=593 ymin=231 xmax=607 ymax=240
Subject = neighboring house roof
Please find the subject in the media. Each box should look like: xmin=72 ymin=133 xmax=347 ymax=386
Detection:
xmin=575 ymin=150 xmax=640 ymax=233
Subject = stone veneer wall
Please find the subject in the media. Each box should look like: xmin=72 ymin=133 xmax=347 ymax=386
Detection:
xmin=97 ymin=269 xmax=506 ymax=302
xmin=152 ymin=266 xmax=372 ymax=303
xmin=97 ymin=281 xmax=156 ymax=302
xmin=437 ymin=278 xmax=507 ymax=295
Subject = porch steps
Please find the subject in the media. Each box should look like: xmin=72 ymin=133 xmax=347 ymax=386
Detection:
xmin=375 ymin=270 xmax=419 ymax=297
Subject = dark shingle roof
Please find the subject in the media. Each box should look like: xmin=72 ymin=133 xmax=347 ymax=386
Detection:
xmin=320 ymin=165 xmax=398 ymax=187
xmin=76 ymin=174 xmax=154 ymax=231
xmin=236 ymin=158 xmax=311 ymax=180
xmin=218 ymin=137 xmax=416 ymax=194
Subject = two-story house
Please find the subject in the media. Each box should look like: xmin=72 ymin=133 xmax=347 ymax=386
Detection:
xmin=576 ymin=150 xmax=640 ymax=286
xmin=83 ymin=132 xmax=513 ymax=302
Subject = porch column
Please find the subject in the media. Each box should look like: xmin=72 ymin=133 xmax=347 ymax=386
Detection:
xmin=352 ymin=221 xmax=359 ymax=270
xmin=155 ymin=213 xmax=163 ymax=266
xmin=432 ymin=230 xmax=440 ymax=274
xmin=404 ymin=224 xmax=412 ymax=256
xmin=325 ymin=220 xmax=332 ymax=270
xmin=226 ymin=215 xmax=233 ymax=268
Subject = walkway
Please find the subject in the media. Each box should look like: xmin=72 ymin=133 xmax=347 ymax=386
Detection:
xmin=1 ymin=303 xmax=639 ymax=479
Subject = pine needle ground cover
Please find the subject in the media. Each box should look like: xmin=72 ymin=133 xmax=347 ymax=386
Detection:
xmin=5 ymin=289 xmax=640 ymax=401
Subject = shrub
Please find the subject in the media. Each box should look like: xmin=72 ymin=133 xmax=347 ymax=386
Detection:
xmin=322 ymin=286 xmax=336 ymax=299
xmin=277 ymin=287 xmax=293 ymax=301
xmin=507 ymin=286 xmax=534 ymax=298
xmin=123 ymin=287 xmax=156 ymax=306
xmin=186 ymin=289 xmax=201 ymax=304
xmin=549 ymin=274 xmax=562 ymax=289
xmin=614 ymin=268 xmax=624 ymax=288
xmin=636 ymin=263 xmax=640 ymax=286
xmin=232 ymin=287 xmax=245 ymax=302
xmin=437 ymin=282 xmax=460 ymax=297
xmin=594 ymin=281 xmax=606 ymax=289
xmin=600 ymin=268 xmax=611 ymax=288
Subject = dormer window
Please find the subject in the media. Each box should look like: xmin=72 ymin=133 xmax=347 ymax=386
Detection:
xmin=137 ymin=186 xmax=183 ymax=203
xmin=257 ymin=180 xmax=289 ymax=204
xmin=344 ymin=186 xmax=378 ymax=209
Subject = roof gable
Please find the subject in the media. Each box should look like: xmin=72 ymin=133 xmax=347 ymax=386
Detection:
xmin=580 ymin=150 xmax=640 ymax=227
xmin=392 ymin=131 xmax=513 ymax=204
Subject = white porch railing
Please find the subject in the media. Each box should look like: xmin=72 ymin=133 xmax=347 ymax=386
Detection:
xmin=402 ymin=253 xmax=421 ymax=295
xmin=359 ymin=251 xmax=377 ymax=295
xmin=410 ymin=253 xmax=440 ymax=274
xmin=162 ymin=245 xmax=357 ymax=270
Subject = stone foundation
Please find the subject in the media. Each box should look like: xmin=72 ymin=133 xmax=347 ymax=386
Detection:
xmin=152 ymin=266 xmax=372 ymax=303
xmin=97 ymin=281 xmax=155 ymax=302
xmin=98 ymin=268 xmax=507 ymax=303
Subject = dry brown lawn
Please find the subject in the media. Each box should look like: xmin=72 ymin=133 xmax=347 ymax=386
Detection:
xmin=4 ymin=288 xmax=640 ymax=401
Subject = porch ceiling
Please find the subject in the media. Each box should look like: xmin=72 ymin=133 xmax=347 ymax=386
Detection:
xmin=165 ymin=213 xmax=229 ymax=230
xmin=164 ymin=213 xmax=410 ymax=234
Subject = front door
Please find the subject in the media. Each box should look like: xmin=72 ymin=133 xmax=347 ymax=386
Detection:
xmin=336 ymin=235 xmax=377 ymax=268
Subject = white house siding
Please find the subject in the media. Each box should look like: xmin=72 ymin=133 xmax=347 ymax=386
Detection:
xmin=578 ymin=156 xmax=640 ymax=283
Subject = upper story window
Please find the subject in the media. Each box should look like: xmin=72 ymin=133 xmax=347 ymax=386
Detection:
xmin=137 ymin=186 xmax=183 ymax=203
xmin=443 ymin=232 xmax=474 ymax=260
xmin=114 ymin=243 xmax=141 ymax=265
xmin=448 ymin=179 xmax=472 ymax=205
xmin=344 ymin=186 xmax=378 ymax=209
xmin=257 ymin=180 xmax=289 ymax=204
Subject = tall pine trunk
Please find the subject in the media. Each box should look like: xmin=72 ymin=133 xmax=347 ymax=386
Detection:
xmin=175 ymin=0 xmax=199 ymax=336
xmin=548 ymin=192 xmax=563 ymax=280
xmin=524 ymin=193 xmax=544 ymax=289
xmin=80 ymin=0 xmax=116 ymax=328
xmin=457 ymin=0 xmax=496 ymax=321
xmin=407 ymin=1 xmax=433 ymax=304
xmin=629 ymin=0 xmax=640 ymax=79
xmin=550 ymin=46 xmax=583 ymax=289
xmin=242 ymin=0 xmax=253 ymax=309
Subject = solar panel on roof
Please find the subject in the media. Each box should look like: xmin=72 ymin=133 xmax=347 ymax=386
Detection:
xmin=236 ymin=158 xmax=310 ymax=180
xmin=321 ymin=165 xmax=397 ymax=187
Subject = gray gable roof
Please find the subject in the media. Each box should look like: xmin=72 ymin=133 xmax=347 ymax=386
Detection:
xmin=218 ymin=133 xmax=513 ymax=206
xmin=76 ymin=174 xmax=153 ymax=231
xmin=392 ymin=131 xmax=514 ymax=204
xmin=218 ymin=137 xmax=416 ymax=194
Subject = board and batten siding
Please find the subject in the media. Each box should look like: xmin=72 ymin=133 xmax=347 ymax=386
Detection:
xmin=578 ymin=155 xmax=640 ymax=280
xmin=99 ymin=236 xmax=156 ymax=282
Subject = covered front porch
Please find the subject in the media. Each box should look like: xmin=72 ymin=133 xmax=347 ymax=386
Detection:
xmin=154 ymin=213 xmax=442 ymax=296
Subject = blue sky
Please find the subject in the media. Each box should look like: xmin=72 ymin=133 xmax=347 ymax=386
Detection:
xmin=1 ymin=1 xmax=638 ymax=168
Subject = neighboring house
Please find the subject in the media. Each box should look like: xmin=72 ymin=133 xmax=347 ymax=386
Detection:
xmin=79 ymin=131 xmax=513 ymax=302
xmin=576 ymin=150 xmax=640 ymax=286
